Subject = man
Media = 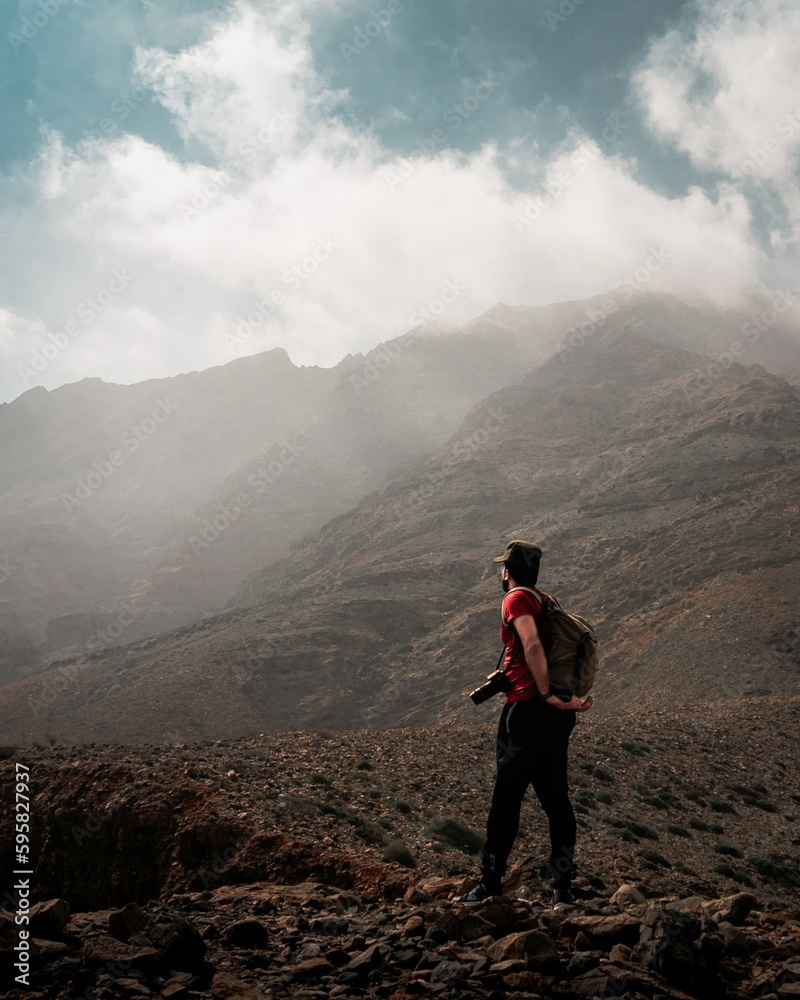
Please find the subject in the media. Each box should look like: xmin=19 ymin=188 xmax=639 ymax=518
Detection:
xmin=457 ymin=539 xmax=593 ymax=907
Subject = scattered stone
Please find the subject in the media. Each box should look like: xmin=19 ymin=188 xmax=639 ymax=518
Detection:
xmin=83 ymin=935 xmax=161 ymax=975
xmin=28 ymin=898 xmax=70 ymax=939
xmin=486 ymin=929 xmax=559 ymax=970
xmin=210 ymin=971 xmax=262 ymax=999
xmin=610 ymin=883 xmax=647 ymax=908
xmin=632 ymin=902 xmax=725 ymax=996
xmin=560 ymin=912 xmax=641 ymax=947
xmin=109 ymin=902 xmax=147 ymax=940
xmin=223 ymin=918 xmax=269 ymax=948
xmin=608 ymin=941 xmax=632 ymax=963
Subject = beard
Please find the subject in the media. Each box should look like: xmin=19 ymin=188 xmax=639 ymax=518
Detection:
xmin=501 ymin=578 xmax=510 ymax=593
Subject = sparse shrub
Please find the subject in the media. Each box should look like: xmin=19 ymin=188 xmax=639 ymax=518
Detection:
xmin=320 ymin=803 xmax=348 ymax=819
xmin=641 ymin=795 xmax=670 ymax=810
xmin=628 ymin=821 xmax=659 ymax=841
xmin=394 ymin=800 xmax=412 ymax=814
xmin=357 ymin=759 xmax=374 ymax=771
xmin=714 ymin=843 xmax=744 ymax=858
xmin=621 ymin=740 xmax=650 ymax=755
xmin=429 ymin=817 xmax=484 ymax=855
xmin=689 ymin=818 xmax=709 ymax=831
xmin=593 ymin=766 xmax=614 ymax=783
xmin=709 ymin=823 xmax=726 ymax=834
xmin=732 ymin=783 xmax=777 ymax=811
xmin=596 ymin=790 xmax=613 ymax=805
xmin=575 ymin=803 xmax=591 ymax=815
xmin=637 ymin=848 xmax=672 ymax=869
xmin=749 ymin=855 xmax=800 ymax=887
xmin=0 ymin=745 xmax=16 ymax=761
xmin=714 ymin=863 xmax=755 ymax=887
xmin=383 ymin=842 xmax=417 ymax=869
xmin=667 ymin=825 xmax=692 ymax=838
xmin=655 ymin=788 xmax=684 ymax=809
xmin=683 ymin=789 xmax=706 ymax=804
xmin=352 ymin=818 xmax=386 ymax=846
xmin=619 ymin=830 xmax=640 ymax=843
xmin=379 ymin=818 xmax=393 ymax=830
xmin=586 ymin=874 xmax=606 ymax=890
xmin=709 ymin=797 xmax=735 ymax=814
xmin=789 ymin=793 xmax=800 ymax=805
xmin=307 ymin=772 xmax=331 ymax=785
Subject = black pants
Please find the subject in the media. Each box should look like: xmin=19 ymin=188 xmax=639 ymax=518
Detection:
xmin=483 ymin=697 xmax=576 ymax=889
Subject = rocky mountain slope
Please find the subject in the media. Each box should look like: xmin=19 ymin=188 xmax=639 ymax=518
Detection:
xmin=1 ymin=696 xmax=799 ymax=998
xmin=1 ymin=301 xmax=797 ymax=745
xmin=0 ymin=294 xmax=637 ymax=682
xmin=2 ymin=289 xmax=798 ymax=691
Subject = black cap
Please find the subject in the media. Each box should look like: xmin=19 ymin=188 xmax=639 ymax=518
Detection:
xmin=492 ymin=539 xmax=542 ymax=569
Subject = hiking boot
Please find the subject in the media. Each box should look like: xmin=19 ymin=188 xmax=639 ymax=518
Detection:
xmin=552 ymin=887 xmax=574 ymax=909
xmin=454 ymin=881 xmax=501 ymax=904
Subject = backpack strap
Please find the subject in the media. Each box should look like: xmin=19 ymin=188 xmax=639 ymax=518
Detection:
xmin=503 ymin=585 xmax=554 ymax=624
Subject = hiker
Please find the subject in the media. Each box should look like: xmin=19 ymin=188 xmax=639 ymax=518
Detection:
xmin=456 ymin=539 xmax=594 ymax=907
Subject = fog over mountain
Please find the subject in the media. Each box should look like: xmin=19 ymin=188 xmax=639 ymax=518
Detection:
xmin=1 ymin=289 xmax=798 ymax=744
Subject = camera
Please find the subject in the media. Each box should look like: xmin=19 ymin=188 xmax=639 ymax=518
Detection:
xmin=470 ymin=669 xmax=513 ymax=705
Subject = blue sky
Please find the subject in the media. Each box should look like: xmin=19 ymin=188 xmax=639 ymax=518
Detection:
xmin=1 ymin=0 xmax=799 ymax=403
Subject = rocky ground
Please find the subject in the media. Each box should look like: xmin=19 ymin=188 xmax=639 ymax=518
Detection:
xmin=2 ymin=696 xmax=799 ymax=998
xmin=4 ymin=876 xmax=800 ymax=999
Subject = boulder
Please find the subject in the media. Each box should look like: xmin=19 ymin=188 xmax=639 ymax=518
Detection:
xmin=631 ymin=903 xmax=726 ymax=997
xmin=560 ymin=913 xmax=641 ymax=947
xmin=610 ymin=884 xmax=647 ymax=909
xmin=433 ymin=908 xmax=495 ymax=942
xmin=28 ymin=899 xmax=70 ymax=939
xmin=224 ymin=919 xmax=269 ymax=949
xmin=486 ymin=929 xmax=559 ymax=970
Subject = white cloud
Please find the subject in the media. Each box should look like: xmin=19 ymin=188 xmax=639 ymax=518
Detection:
xmin=635 ymin=0 xmax=800 ymax=246
xmin=0 ymin=0 xmax=777 ymax=402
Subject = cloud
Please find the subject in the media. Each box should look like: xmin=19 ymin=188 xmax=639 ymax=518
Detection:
xmin=0 ymin=0 xmax=776 ymax=403
xmin=635 ymin=0 xmax=800 ymax=248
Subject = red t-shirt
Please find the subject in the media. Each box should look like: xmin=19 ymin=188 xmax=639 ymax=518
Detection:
xmin=500 ymin=587 xmax=550 ymax=702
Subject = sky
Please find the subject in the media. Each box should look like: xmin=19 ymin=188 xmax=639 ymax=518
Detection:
xmin=1 ymin=0 xmax=799 ymax=403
